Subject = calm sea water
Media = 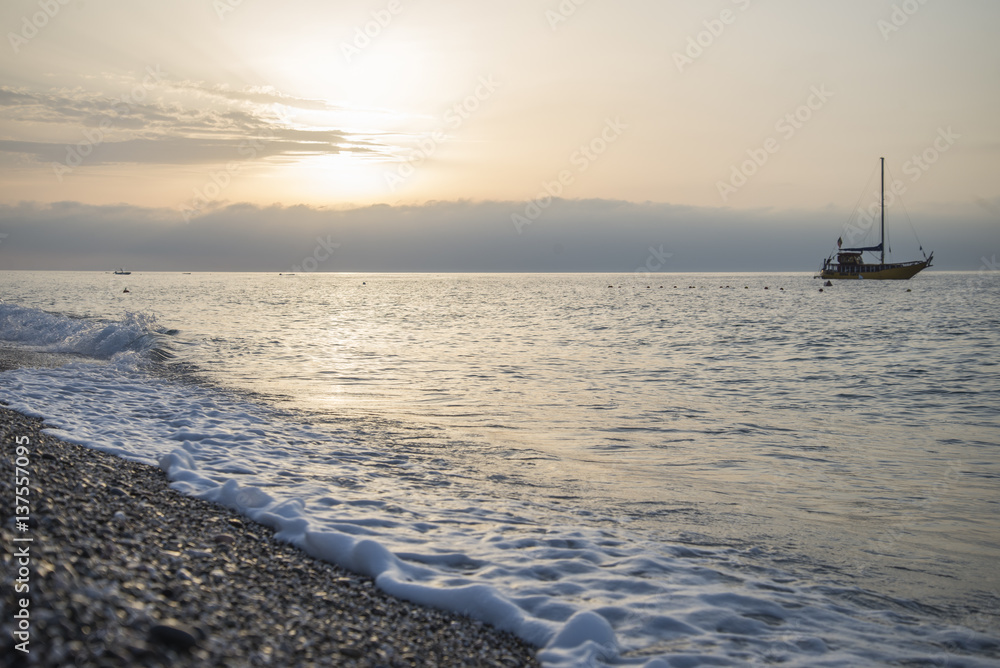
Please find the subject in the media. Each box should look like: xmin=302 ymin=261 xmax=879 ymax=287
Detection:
xmin=2 ymin=270 xmax=998 ymax=665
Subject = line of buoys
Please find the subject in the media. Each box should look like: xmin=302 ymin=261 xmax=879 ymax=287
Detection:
xmin=598 ymin=284 xmax=807 ymax=292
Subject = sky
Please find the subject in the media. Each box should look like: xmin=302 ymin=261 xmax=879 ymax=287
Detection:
xmin=0 ymin=0 xmax=997 ymax=271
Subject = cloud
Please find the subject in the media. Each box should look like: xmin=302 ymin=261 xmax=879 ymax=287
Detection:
xmin=0 ymin=79 xmax=389 ymax=168
xmin=0 ymin=199 xmax=992 ymax=272
xmin=0 ymin=87 xmax=116 ymax=125
xmin=0 ymin=135 xmax=350 ymax=165
xmin=163 ymin=81 xmax=343 ymax=112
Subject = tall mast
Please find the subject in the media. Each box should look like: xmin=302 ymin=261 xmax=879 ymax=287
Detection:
xmin=880 ymin=156 xmax=885 ymax=264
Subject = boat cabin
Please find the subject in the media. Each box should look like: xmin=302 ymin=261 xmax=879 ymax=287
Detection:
xmin=836 ymin=252 xmax=863 ymax=266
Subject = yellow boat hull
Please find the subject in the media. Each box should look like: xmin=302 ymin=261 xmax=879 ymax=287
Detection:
xmin=819 ymin=259 xmax=931 ymax=280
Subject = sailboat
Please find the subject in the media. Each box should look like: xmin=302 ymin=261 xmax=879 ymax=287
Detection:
xmin=820 ymin=157 xmax=932 ymax=280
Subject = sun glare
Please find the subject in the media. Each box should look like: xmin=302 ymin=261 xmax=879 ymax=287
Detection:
xmin=281 ymin=153 xmax=393 ymax=204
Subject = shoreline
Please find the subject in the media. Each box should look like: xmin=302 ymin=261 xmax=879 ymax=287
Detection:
xmin=0 ymin=404 xmax=540 ymax=667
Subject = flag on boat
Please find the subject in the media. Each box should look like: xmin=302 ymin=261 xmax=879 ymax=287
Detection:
xmin=837 ymin=236 xmax=842 ymax=248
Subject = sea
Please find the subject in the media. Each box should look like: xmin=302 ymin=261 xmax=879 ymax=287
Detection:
xmin=1 ymin=270 xmax=998 ymax=667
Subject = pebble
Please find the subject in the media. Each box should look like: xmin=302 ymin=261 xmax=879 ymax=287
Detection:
xmin=184 ymin=549 xmax=214 ymax=559
xmin=149 ymin=624 xmax=199 ymax=650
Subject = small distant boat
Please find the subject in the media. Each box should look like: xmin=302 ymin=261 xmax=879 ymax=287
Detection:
xmin=114 ymin=268 xmax=131 ymax=275
xmin=820 ymin=157 xmax=932 ymax=280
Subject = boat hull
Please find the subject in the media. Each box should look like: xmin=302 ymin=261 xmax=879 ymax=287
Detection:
xmin=819 ymin=259 xmax=930 ymax=280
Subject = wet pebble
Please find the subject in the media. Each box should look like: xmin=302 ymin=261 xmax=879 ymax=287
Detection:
xmin=149 ymin=623 xmax=199 ymax=650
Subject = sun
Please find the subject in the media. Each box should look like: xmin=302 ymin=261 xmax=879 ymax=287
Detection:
xmin=282 ymin=152 xmax=394 ymax=203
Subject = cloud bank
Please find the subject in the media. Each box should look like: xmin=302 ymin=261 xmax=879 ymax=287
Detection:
xmin=0 ymin=199 xmax=994 ymax=272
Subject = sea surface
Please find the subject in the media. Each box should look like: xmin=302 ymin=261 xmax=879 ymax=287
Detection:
xmin=1 ymin=270 xmax=998 ymax=666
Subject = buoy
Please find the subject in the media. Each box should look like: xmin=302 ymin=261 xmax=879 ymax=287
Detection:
xmin=123 ymin=288 xmax=130 ymax=293
xmin=819 ymin=288 xmax=824 ymax=292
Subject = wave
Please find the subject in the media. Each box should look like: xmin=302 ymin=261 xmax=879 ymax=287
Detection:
xmin=0 ymin=302 xmax=174 ymax=361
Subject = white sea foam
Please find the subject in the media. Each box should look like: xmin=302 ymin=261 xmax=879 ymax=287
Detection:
xmin=0 ymin=302 xmax=168 ymax=360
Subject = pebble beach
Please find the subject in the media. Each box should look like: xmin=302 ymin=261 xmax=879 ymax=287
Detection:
xmin=0 ymin=350 xmax=540 ymax=667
